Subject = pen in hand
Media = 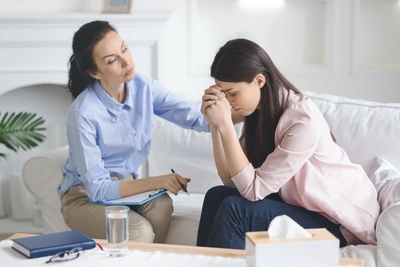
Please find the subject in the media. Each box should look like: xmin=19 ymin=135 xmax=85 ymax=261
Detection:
xmin=148 ymin=189 xmax=165 ymax=198
xmin=171 ymin=168 xmax=190 ymax=196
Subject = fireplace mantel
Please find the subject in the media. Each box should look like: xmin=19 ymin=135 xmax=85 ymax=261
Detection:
xmin=0 ymin=12 xmax=171 ymax=96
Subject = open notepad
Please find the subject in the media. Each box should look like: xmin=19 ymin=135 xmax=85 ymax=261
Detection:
xmin=89 ymin=189 xmax=168 ymax=206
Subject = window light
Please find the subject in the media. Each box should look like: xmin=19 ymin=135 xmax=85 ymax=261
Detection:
xmin=238 ymin=0 xmax=285 ymax=8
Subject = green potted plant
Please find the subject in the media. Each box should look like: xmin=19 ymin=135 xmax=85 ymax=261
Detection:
xmin=0 ymin=112 xmax=46 ymax=159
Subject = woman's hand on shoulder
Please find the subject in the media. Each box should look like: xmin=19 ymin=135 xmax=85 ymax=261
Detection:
xmin=150 ymin=173 xmax=190 ymax=196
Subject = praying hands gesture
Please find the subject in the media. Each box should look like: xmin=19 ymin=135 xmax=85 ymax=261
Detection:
xmin=201 ymin=85 xmax=235 ymax=128
xmin=200 ymin=84 xmax=248 ymax=182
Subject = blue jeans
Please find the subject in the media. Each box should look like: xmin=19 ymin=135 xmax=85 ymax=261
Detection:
xmin=196 ymin=186 xmax=346 ymax=249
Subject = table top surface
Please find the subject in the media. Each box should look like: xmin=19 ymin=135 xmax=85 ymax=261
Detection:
xmin=7 ymin=233 xmax=364 ymax=266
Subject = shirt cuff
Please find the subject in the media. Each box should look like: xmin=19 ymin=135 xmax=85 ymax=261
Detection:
xmin=221 ymin=178 xmax=236 ymax=188
xmin=231 ymin=163 xmax=255 ymax=192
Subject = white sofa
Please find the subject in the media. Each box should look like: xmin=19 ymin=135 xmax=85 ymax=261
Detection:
xmin=22 ymin=91 xmax=400 ymax=267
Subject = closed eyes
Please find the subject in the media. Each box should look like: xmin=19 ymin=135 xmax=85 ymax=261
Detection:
xmin=107 ymin=47 xmax=129 ymax=64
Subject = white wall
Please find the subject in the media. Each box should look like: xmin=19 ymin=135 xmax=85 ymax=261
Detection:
xmin=179 ymin=0 xmax=400 ymax=103
xmin=0 ymin=0 xmax=400 ymax=102
xmin=0 ymin=0 xmax=399 ymax=103
xmin=142 ymin=0 xmax=400 ymax=103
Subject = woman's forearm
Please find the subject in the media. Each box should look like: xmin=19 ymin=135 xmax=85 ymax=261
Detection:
xmin=119 ymin=172 xmax=190 ymax=197
xmin=210 ymin=125 xmax=231 ymax=181
xmin=119 ymin=178 xmax=158 ymax=198
xmin=217 ymin=122 xmax=250 ymax=177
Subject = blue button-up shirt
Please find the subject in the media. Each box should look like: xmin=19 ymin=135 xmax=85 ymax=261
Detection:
xmin=58 ymin=73 xmax=209 ymax=201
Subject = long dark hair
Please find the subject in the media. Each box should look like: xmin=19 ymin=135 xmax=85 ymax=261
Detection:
xmin=67 ymin=20 xmax=116 ymax=99
xmin=210 ymin=38 xmax=301 ymax=168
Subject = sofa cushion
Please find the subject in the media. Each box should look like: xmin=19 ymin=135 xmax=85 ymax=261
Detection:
xmin=339 ymin=245 xmax=376 ymax=267
xmin=304 ymin=91 xmax=400 ymax=173
xmin=376 ymin=202 xmax=400 ymax=267
xmin=164 ymin=193 xmax=205 ymax=246
xmin=368 ymin=157 xmax=400 ymax=211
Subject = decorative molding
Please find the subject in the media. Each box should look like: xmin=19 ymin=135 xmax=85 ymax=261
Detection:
xmin=350 ymin=0 xmax=400 ymax=75
xmin=0 ymin=68 xmax=66 ymax=73
xmin=0 ymin=13 xmax=170 ymax=96
xmin=0 ymin=12 xmax=171 ymax=26
xmin=350 ymin=0 xmax=360 ymax=75
xmin=187 ymin=0 xmax=336 ymax=77
xmin=0 ymin=41 xmax=68 ymax=47
xmin=187 ymin=0 xmax=201 ymax=76
xmin=323 ymin=0 xmax=340 ymax=76
xmin=0 ymin=39 xmax=155 ymax=47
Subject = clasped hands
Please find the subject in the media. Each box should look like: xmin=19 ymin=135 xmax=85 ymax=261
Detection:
xmin=201 ymin=85 xmax=232 ymax=127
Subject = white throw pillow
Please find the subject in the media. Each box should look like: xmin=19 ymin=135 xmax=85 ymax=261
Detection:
xmin=367 ymin=157 xmax=400 ymax=211
xmin=339 ymin=245 xmax=377 ymax=267
xmin=376 ymin=203 xmax=400 ymax=267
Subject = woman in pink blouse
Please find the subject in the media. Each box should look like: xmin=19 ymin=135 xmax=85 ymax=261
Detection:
xmin=197 ymin=38 xmax=379 ymax=249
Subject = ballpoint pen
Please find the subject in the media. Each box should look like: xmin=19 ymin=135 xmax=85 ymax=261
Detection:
xmin=171 ymin=168 xmax=190 ymax=196
xmin=148 ymin=189 xmax=165 ymax=198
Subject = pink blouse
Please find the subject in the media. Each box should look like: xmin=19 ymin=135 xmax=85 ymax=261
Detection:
xmin=230 ymin=90 xmax=380 ymax=245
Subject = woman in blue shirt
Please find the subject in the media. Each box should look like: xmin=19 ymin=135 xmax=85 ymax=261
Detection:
xmin=58 ymin=20 xmax=209 ymax=243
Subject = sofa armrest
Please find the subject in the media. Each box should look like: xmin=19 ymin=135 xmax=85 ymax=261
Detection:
xmin=22 ymin=146 xmax=69 ymax=233
xmin=376 ymin=202 xmax=400 ymax=267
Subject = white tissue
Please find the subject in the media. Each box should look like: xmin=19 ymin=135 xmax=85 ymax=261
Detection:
xmin=268 ymin=215 xmax=313 ymax=239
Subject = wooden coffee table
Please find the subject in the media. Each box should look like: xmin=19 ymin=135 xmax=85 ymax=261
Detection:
xmin=8 ymin=233 xmax=364 ymax=266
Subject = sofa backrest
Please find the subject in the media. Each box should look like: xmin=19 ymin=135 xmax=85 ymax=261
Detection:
xmin=304 ymin=91 xmax=400 ymax=172
xmin=148 ymin=92 xmax=400 ymax=194
xmin=147 ymin=115 xmax=242 ymax=194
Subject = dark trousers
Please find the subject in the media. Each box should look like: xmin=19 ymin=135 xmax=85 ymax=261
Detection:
xmin=196 ymin=185 xmax=347 ymax=249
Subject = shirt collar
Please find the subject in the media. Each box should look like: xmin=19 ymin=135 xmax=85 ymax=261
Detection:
xmin=124 ymin=81 xmax=134 ymax=109
xmin=91 ymin=80 xmax=133 ymax=114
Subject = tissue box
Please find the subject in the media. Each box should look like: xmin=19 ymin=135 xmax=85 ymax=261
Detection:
xmin=246 ymin=228 xmax=339 ymax=267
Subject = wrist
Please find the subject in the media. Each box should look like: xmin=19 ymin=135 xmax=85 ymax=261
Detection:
xmin=210 ymin=124 xmax=218 ymax=131
xmin=216 ymin=120 xmax=234 ymax=134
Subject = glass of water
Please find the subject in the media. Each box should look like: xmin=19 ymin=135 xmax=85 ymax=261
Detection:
xmin=105 ymin=205 xmax=129 ymax=257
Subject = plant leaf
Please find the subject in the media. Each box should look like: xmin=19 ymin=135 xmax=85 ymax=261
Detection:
xmin=0 ymin=112 xmax=46 ymax=155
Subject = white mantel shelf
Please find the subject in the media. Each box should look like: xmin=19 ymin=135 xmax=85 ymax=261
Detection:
xmin=0 ymin=12 xmax=171 ymax=25
xmin=0 ymin=12 xmax=171 ymax=96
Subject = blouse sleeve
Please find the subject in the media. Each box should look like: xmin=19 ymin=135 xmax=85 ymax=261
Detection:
xmin=66 ymin=110 xmax=121 ymax=202
xmin=150 ymin=78 xmax=209 ymax=132
xmin=231 ymin=100 xmax=322 ymax=201
xmin=221 ymin=178 xmax=236 ymax=188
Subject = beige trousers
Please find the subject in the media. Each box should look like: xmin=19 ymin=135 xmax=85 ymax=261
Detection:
xmin=60 ymin=183 xmax=173 ymax=243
